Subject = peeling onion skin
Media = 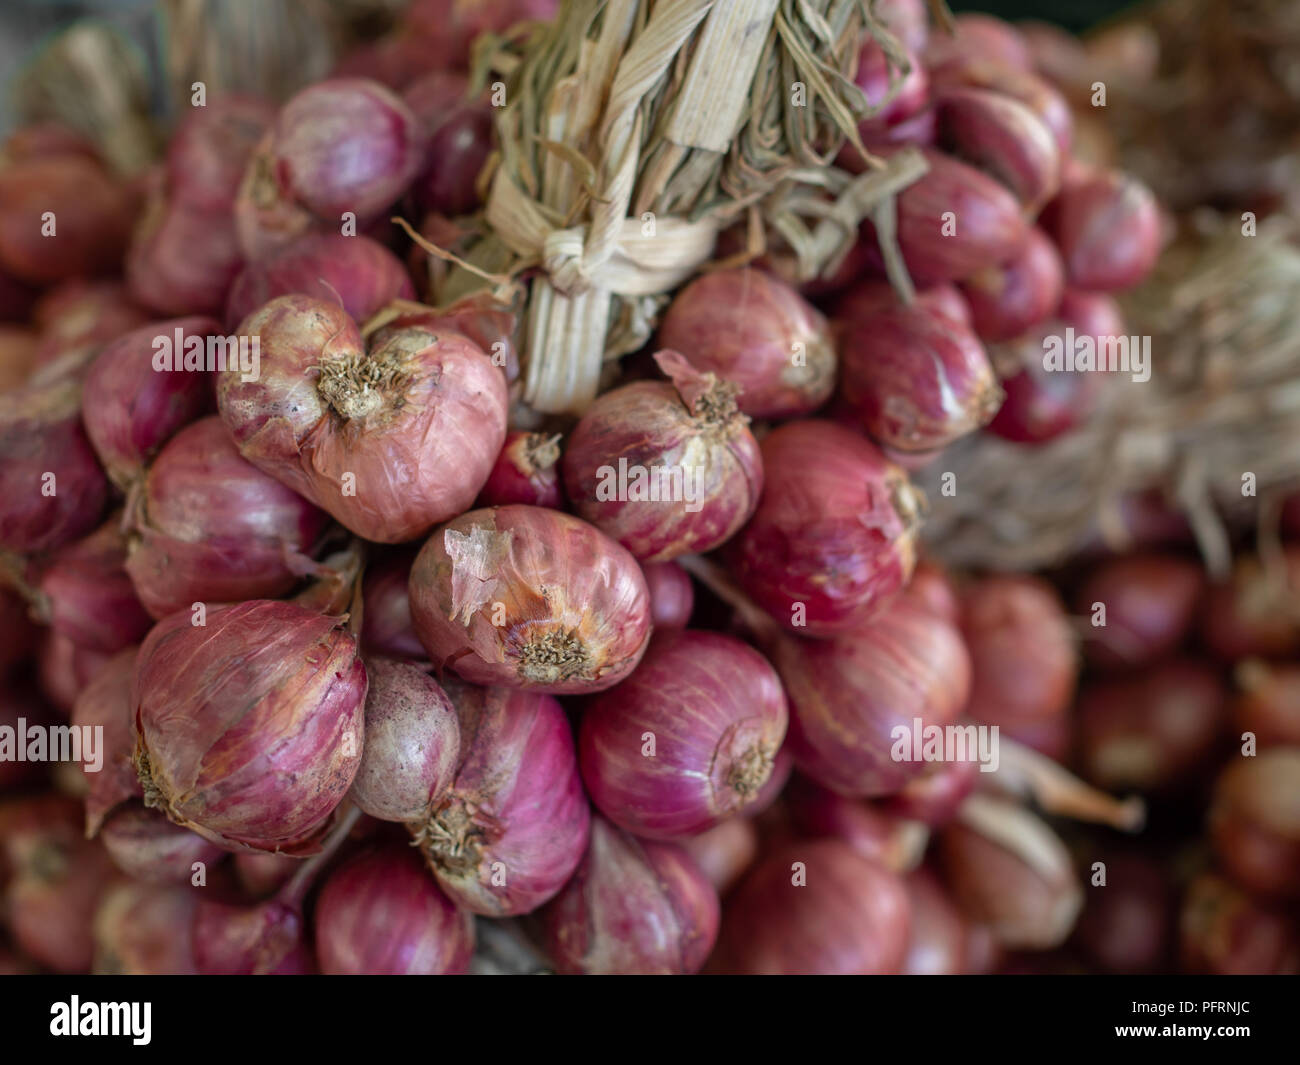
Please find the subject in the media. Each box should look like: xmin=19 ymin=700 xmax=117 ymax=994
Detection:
xmin=776 ymin=592 xmax=971 ymax=798
xmin=71 ymin=647 xmax=140 ymax=838
xmin=725 ymin=420 xmax=922 ymax=635
xmin=99 ymin=803 xmax=225 ymax=884
xmin=314 ymin=842 xmax=474 ymax=975
xmin=709 ymin=839 xmax=911 ymax=974
xmin=124 ymin=416 xmax=332 ymax=619
xmin=0 ymin=377 xmax=108 ymax=555
xmin=656 ymin=268 xmax=836 ymax=420
xmin=539 ymin=815 xmax=719 ymax=975
xmin=350 ymin=658 xmax=460 ymax=823
xmin=579 ymin=630 xmax=788 ymax=840
xmin=411 ymin=681 xmax=589 ymax=916
xmin=562 ymin=352 xmax=764 ymax=562
xmin=408 ymin=505 xmax=652 ymax=694
xmin=82 ymin=317 xmax=218 ymax=489
xmin=132 ymin=600 xmax=367 ymax=854
xmin=223 ymin=233 xmax=415 ymax=333
xmin=219 ymin=294 xmax=508 ymax=544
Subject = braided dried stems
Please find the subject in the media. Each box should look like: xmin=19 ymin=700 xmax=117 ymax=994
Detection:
xmin=440 ymin=0 xmax=928 ymax=414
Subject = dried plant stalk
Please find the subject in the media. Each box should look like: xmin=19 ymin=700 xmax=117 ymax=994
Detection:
xmin=445 ymin=0 xmax=923 ymax=414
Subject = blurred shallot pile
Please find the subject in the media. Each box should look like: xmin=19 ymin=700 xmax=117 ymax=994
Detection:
xmin=0 ymin=0 xmax=1294 ymax=977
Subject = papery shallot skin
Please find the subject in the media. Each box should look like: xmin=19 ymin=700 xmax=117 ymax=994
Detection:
xmin=726 ymin=420 xmax=922 ymax=635
xmin=709 ymin=839 xmax=911 ymax=974
xmin=579 ymin=630 xmax=789 ymax=840
xmin=408 ymin=505 xmax=652 ymax=694
xmin=656 ymin=268 xmax=836 ymax=420
xmin=562 ymin=352 xmax=764 ymax=562
xmin=99 ymin=803 xmax=225 ymax=884
xmin=223 ymin=233 xmax=415 ymax=332
xmin=411 ymin=681 xmax=589 ymax=916
xmin=82 ymin=317 xmax=217 ymax=488
xmin=132 ymin=600 xmax=367 ymax=854
xmin=218 ymin=294 xmax=507 ymax=543
xmin=0 ymin=377 xmax=108 ymax=554
xmin=776 ymin=591 xmax=971 ymax=797
xmin=124 ymin=416 xmax=332 ymax=619
xmin=479 ymin=431 xmax=562 ymax=509
xmin=192 ymin=897 xmax=311 ymax=975
xmin=350 ymin=657 xmax=460 ymax=823
xmin=539 ymin=815 xmax=719 ymax=975
xmin=314 ymin=842 xmax=474 ymax=975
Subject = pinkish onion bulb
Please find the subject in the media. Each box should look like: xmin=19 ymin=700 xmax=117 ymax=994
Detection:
xmin=1180 ymin=872 xmax=1300 ymax=975
xmin=538 ymin=814 xmax=719 ymax=975
xmin=132 ymin=600 xmax=367 ymax=853
xmin=235 ymin=79 xmax=424 ymax=260
xmin=960 ymin=574 xmax=1078 ymax=731
xmin=855 ymin=39 xmax=929 ymax=138
xmin=1209 ymin=749 xmax=1300 ymax=901
xmin=82 ymin=317 xmax=217 ymax=488
xmin=932 ymin=62 xmax=1074 ymax=157
xmin=562 ymin=351 xmax=764 ymax=562
xmin=1043 ymin=167 xmax=1162 ymax=291
xmin=124 ymin=416 xmax=331 ymax=618
xmin=1076 ymin=660 xmax=1226 ymax=796
xmin=126 ymin=166 xmax=244 ymax=317
xmin=408 ymin=504 xmax=652 ymax=693
xmin=679 ymin=817 xmax=759 ymax=895
xmin=934 ymin=86 xmax=1061 ymax=213
xmin=350 ymin=658 xmax=460 ymax=822
xmin=94 ymin=881 xmax=199 ymax=974
xmin=986 ymin=288 xmax=1125 ymax=443
xmin=193 ymin=896 xmax=313 ymax=975
xmin=1072 ymin=850 xmax=1173 ymax=974
xmin=1074 ymin=552 xmax=1205 ymax=670
xmin=3 ymin=797 xmax=116 ymax=972
xmin=166 ymin=97 xmax=275 ymax=212
xmin=34 ymin=517 xmax=152 ymax=653
xmin=314 ymin=842 xmax=474 ymax=974
xmin=360 ymin=548 xmax=426 ymax=660
xmin=38 ymin=631 xmax=112 ymax=714
xmin=710 ymin=839 xmax=911 ymax=974
xmin=99 ymin=803 xmax=225 ymax=884
xmin=836 ymin=282 xmax=1002 ymax=451
xmin=871 ymin=147 xmax=1029 ymax=286
xmin=642 ymin=561 xmax=694 ymax=629
xmin=776 ymin=591 xmax=971 ymax=797
xmin=786 ymin=776 xmax=930 ymax=871
xmin=233 ymin=852 xmax=299 ymax=899
xmin=411 ymin=682 xmax=589 ymax=915
xmin=725 ymin=420 xmax=922 ymax=635
xmin=478 ymin=431 xmax=562 ymax=508
xmin=939 ymin=799 xmax=1083 ymax=949
xmin=959 ymin=226 xmax=1065 ymax=342
xmin=218 ymin=294 xmax=508 ymax=543
xmin=403 ymin=71 xmax=494 ymax=215
xmin=579 ymin=630 xmax=788 ymax=840
xmin=902 ymin=867 xmax=984 ymax=975
xmin=0 ymin=153 xmax=135 ymax=285
xmin=0 ymin=377 xmax=108 ymax=554
xmin=223 ymin=233 xmax=415 ymax=332
xmin=924 ymin=13 xmax=1034 ymax=74
xmin=881 ymin=755 xmax=979 ymax=826
xmin=656 ymin=268 xmax=836 ymax=419
xmin=29 ymin=280 xmax=152 ymax=386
